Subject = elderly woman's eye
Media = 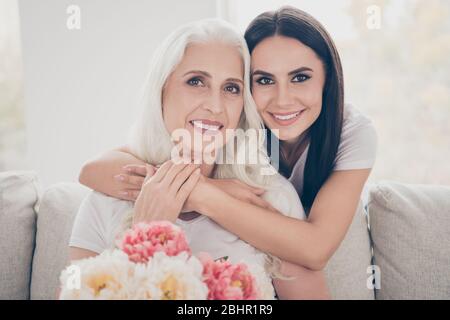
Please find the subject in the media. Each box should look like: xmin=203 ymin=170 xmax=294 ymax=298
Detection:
xmin=187 ymin=77 xmax=204 ymax=86
xmin=225 ymin=84 xmax=241 ymax=94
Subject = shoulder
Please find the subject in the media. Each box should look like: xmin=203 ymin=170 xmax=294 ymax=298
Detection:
xmin=334 ymin=104 xmax=378 ymax=171
xmin=82 ymin=190 xmax=132 ymax=211
xmin=70 ymin=191 xmax=133 ymax=253
xmin=76 ymin=191 xmax=134 ymax=235
xmin=341 ymin=103 xmax=377 ymax=140
xmin=262 ymin=174 xmax=306 ymax=220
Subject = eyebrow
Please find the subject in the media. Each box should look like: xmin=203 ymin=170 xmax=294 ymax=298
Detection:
xmin=252 ymin=67 xmax=314 ymax=77
xmin=183 ymin=70 xmax=244 ymax=85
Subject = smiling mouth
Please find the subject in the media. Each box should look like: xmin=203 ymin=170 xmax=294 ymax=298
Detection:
xmin=189 ymin=120 xmax=224 ymax=135
xmin=269 ymin=110 xmax=305 ymax=126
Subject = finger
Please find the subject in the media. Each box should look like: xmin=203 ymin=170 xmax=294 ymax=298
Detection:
xmin=176 ymin=168 xmax=201 ymax=202
xmin=248 ymin=194 xmax=276 ymax=211
xmin=150 ymin=160 xmax=174 ymax=183
xmin=122 ymin=164 xmax=149 ymax=177
xmin=234 ymin=180 xmax=266 ymax=195
xmin=114 ymin=174 xmax=145 ymax=187
xmin=160 ymin=162 xmax=190 ymax=188
xmin=143 ymin=164 xmax=156 ymax=184
xmin=169 ymin=164 xmax=200 ymax=195
xmin=117 ymin=189 xmax=141 ymax=201
xmin=250 ymin=187 xmax=266 ymax=196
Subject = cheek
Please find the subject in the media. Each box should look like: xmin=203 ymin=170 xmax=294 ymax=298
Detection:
xmin=161 ymin=91 xmax=178 ymax=126
xmin=251 ymin=88 xmax=271 ymax=112
xmin=165 ymin=89 xmax=198 ymax=115
xmin=304 ymin=91 xmax=322 ymax=110
xmin=297 ymin=79 xmax=324 ymax=110
xmin=227 ymin=98 xmax=244 ymax=127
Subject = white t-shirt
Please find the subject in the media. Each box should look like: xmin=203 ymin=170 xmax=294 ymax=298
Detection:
xmin=69 ymin=173 xmax=305 ymax=270
xmin=288 ymin=104 xmax=378 ymax=197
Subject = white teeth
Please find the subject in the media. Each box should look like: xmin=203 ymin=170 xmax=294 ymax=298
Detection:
xmin=273 ymin=112 xmax=300 ymax=121
xmin=192 ymin=121 xmax=221 ymax=131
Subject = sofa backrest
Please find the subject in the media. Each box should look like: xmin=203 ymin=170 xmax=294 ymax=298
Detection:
xmin=324 ymin=200 xmax=375 ymax=300
xmin=30 ymin=182 xmax=89 ymax=299
xmin=0 ymin=171 xmax=40 ymax=299
xmin=368 ymin=181 xmax=450 ymax=299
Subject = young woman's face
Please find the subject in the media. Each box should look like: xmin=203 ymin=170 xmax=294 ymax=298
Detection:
xmin=162 ymin=42 xmax=244 ymax=157
xmin=251 ymin=35 xmax=326 ymax=144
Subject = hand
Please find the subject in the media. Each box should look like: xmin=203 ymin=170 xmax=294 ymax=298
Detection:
xmin=185 ymin=177 xmax=278 ymax=214
xmin=132 ymin=160 xmax=201 ymax=225
xmin=209 ymin=178 xmax=278 ymax=211
xmin=114 ymin=164 xmax=156 ymax=201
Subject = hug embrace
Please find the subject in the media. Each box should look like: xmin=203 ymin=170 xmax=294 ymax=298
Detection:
xmin=67 ymin=6 xmax=377 ymax=300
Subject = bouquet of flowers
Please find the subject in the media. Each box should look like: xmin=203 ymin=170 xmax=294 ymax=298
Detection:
xmin=59 ymin=221 xmax=274 ymax=300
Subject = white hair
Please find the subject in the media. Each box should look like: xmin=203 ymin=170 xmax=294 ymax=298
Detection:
xmin=125 ymin=18 xmax=292 ymax=280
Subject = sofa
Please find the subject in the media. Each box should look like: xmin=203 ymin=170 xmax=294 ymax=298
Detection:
xmin=1 ymin=170 xmax=449 ymax=300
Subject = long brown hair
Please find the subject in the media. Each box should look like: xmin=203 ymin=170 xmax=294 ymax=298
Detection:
xmin=245 ymin=6 xmax=344 ymax=210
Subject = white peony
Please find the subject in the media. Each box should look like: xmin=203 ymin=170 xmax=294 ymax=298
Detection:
xmin=128 ymin=262 xmax=160 ymax=300
xmin=145 ymin=252 xmax=208 ymax=300
xmin=59 ymin=250 xmax=137 ymax=300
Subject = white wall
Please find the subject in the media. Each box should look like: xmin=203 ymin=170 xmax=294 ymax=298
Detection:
xmin=18 ymin=0 xmax=219 ymax=187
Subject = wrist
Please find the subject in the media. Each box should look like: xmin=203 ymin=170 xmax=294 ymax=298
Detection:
xmin=194 ymin=179 xmax=232 ymax=217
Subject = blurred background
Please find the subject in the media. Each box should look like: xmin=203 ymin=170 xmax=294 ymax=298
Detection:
xmin=1 ymin=0 xmax=449 ymax=188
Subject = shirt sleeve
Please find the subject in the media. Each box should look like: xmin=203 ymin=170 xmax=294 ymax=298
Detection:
xmin=333 ymin=105 xmax=378 ymax=171
xmin=69 ymin=191 xmax=111 ymax=254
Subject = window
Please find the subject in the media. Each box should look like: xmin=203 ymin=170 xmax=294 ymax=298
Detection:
xmin=0 ymin=0 xmax=25 ymax=171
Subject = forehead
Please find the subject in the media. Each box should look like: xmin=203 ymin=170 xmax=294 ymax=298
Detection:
xmin=251 ymin=35 xmax=323 ymax=72
xmin=175 ymin=42 xmax=244 ymax=78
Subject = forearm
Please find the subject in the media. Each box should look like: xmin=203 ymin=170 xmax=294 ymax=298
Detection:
xmin=274 ymin=260 xmax=330 ymax=300
xmin=79 ymin=148 xmax=146 ymax=197
xmin=196 ymin=190 xmax=331 ymax=270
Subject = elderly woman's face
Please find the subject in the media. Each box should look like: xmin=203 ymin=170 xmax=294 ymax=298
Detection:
xmin=162 ymin=42 xmax=244 ymax=159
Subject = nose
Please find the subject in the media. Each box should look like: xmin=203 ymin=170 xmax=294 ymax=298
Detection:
xmin=203 ymin=89 xmax=225 ymax=115
xmin=275 ymin=82 xmax=296 ymax=109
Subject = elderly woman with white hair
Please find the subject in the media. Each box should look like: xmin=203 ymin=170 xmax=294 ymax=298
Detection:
xmin=69 ymin=18 xmax=330 ymax=299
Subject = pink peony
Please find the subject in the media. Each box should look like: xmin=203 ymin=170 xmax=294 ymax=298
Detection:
xmin=117 ymin=221 xmax=191 ymax=263
xmin=198 ymin=253 xmax=259 ymax=300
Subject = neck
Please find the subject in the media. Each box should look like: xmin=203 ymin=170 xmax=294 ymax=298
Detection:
xmin=280 ymin=130 xmax=310 ymax=157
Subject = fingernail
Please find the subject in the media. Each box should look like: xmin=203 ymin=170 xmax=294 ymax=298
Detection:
xmin=114 ymin=174 xmax=125 ymax=181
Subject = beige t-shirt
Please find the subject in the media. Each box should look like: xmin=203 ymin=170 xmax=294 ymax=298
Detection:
xmin=69 ymin=173 xmax=305 ymax=268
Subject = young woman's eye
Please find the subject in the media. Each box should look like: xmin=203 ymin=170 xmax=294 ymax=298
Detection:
xmin=224 ymin=84 xmax=241 ymax=95
xmin=255 ymin=77 xmax=274 ymax=85
xmin=187 ymin=77 xmax=204 ymax=87
xmin=292 ymin=74 xmax=311 ymax=83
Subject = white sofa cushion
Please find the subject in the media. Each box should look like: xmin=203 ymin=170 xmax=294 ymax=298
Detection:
xmin=323 ymin=201 xmax=375 ymax=300
xmin=0 ymin=171 xmax=40 ymax=299
xmin=30 ymin=182 xmax=89 ymax=300
xmin=369 ymin=181 xmax=450 ymax=299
